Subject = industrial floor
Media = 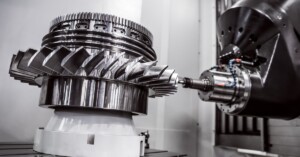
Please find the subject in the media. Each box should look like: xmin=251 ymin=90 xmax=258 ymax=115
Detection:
xmin=0 ymin=143 xmax=187 ymax=157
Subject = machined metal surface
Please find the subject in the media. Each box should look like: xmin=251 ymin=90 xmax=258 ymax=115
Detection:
xmin=9 ymin=46 xmax=178 ymax=97
xmin=40 ymin=76 xmax=148 ymax=114
xmin=209 ymin=67 xmax=251 ymax=114
xmin=181 ymin=65 xmax=251 ymax=115
xmin=45 ymin=12 xmax=156 ymax=61
xmin=9 ymin=12 xmax=179 ymax=113
xmin=7 ymin=12 xmax=180 ymax=157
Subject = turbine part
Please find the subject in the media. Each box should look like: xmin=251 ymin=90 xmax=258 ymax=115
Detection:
xmin=8 ymin=12 xmax=179 ymax=157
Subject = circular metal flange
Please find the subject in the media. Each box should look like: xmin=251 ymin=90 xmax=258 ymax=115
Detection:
xmin=44 ymin=12 xmax=156 ymax=61
xmin=50 ymin=12 xmax=153 ymax=41
xmin=198 ymin=66 xmax=251 ymax=115
xmin=216 ymin=67 xmax=251 ymax=115
xmin=39 ymin=76 xmax=148 ymax=115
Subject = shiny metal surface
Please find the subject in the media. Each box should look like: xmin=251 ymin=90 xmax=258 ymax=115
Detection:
xmin=10 ymin=47 xmax=178 ymax=97
xmin=28 ymin=47 xmax=54 ymax=74
xmin=9 ymin=12 xmax=179 ymax=114
xmin=181 ymin=65 xmax=251 ymax=115
xmin=40 ymin=76 xmax=148 ymax=114
xmin=180 ymin=0 xmax=300 ymax=119
xmin=214 ymin=0 xmax=300 ymax=119
xmin=6 ymin=10 xmax=182 ymax=157
xmin=213 ymin=67 xmax=251 ymax=114
xmin=45 ymin=12 xmax=156 ymax=62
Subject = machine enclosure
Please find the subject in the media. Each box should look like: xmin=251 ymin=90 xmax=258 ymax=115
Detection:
xmin=217 ymin=0 xmax=300 ymax=119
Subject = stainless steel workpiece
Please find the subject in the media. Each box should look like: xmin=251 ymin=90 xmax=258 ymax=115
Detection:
xmin=9 ymin=12 xmax=179 ymax=110
xmin=46 ymin=13 xmax=156 ymax=61
xmin=8 ymin=12 xmax=179 ymax=157
xmin=39 ymin=76 xmax=148 ymax=114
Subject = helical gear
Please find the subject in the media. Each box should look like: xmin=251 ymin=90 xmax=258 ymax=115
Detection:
xmin=9 ymin=12 xmax=178 ymax=98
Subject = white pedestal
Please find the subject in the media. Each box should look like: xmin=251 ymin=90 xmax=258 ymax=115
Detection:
xmin=34 ymin=128 xmax=145 ymax=157
xmin=34 ymin=110 xmax=145 ymax=157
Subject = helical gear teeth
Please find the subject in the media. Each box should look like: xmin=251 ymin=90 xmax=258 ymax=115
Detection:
xmin=43 ymin=46 xmax=71 ymax=74
xmin=82 ymin=50 xmax=106 ymax=75
xmin=9 ymin=44 xmax=178 ymax=97
xmin=28 ymin=46 xmax=54 ymax=74
xmin=9 ymin=12 xmax=182 ymax=102
xmin=61 ymin=47 xmax=90 ymax=74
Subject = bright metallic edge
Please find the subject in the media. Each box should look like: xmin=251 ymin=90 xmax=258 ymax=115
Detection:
xmin=39 ymin=76 xmax=149 ymax=115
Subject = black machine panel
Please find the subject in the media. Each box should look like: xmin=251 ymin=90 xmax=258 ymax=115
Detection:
xmin=214 ymin=1 xmax=300 ymax=157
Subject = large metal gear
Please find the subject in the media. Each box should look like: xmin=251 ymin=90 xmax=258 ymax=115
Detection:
xmin=9 ymin=12 xmax=178 ymax=114
xmin=50 ymin=12 xmax=153 ymax=43
xmin=45 ymin=12 xmax=156 ymax=61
